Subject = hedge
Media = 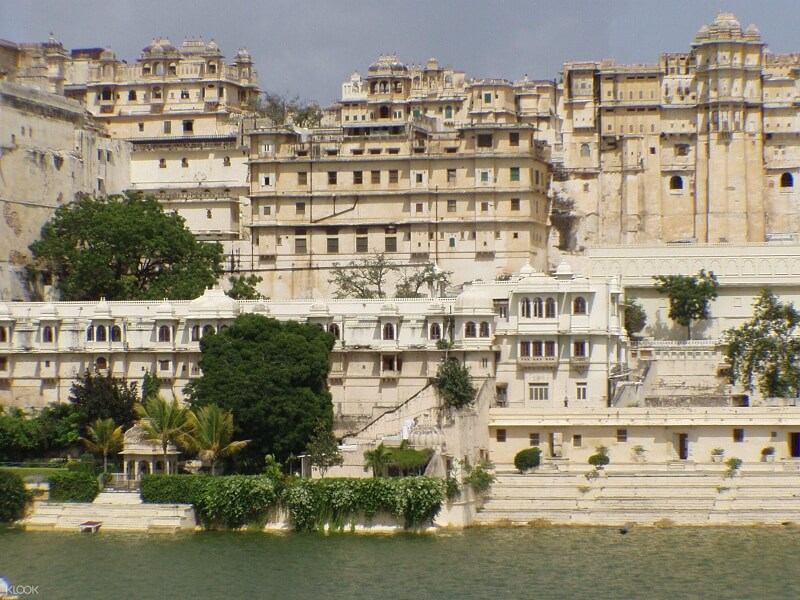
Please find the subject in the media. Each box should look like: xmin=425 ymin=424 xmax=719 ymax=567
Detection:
xmin=142 ymin=474 xmax=447 ymax=532
xmin=48 ymin=471 xmax=99 ymax=502
xmin=0 ymin=470 xmax=29 ymax=522
xmin=514 ymin=447 xmax=542 ymax=472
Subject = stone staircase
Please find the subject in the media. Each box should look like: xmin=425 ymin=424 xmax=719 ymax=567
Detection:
xmin=474 ymin=463 xmax=800 ymax=526
xmin=25 ymin=492 xmax=195 ymax=533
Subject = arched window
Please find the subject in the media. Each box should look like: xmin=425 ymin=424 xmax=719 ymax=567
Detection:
xmin=111 ymin=325 xmax=122 ymax=342
xmin=96 ymin=325 xmax=107 ymax=342
xmin=95 ymin=357 xmax=107 ymax=370
xmin=669 ymin=175 xmax=683 ymax=190
xmin=465 ymin=322 xmax=477 ymax=338
xmin=520 ymin=297 xmax=532 ymax=318
xmin=429 ymin=323 xmax=442 ymax=340
xmin=379 ymin=105 xmax=390 ymax=119
xmin=580 ymin=143 xmax=590 ymax=158
xmin=533 ymin=297 xmax=544 ymax=318
xmin=42 ymin=326 xmax=54 ymax=343
xmin=328 ymin=323 xmax=341 ymax=339
xmin=158 ymin=325 xmax=171 ymax=342
xmin=780 ymin=172 xmax=794 ymax=188
xmin=573 ymin=297 xmax=587 ymax=315
xmin=382 ymin=323 xmax=395 ymax=340
xmin=202 ymin=325 xmax=215 ymax=337
xmin=86 ymin=326 xmax=94 ymax=341
xmin=479 ymin=321 xmax=490 ymax=337
xmin=545 ymin=298 xmax=556 ymax=318
xmin=0 ymin=327 xmax=6 ymax=343
xmin=191 ymin=325 xmax=200 ymax=342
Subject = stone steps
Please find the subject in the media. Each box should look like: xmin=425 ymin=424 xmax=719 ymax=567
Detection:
xmin=24 ymin=501 xmax=195 ymax=532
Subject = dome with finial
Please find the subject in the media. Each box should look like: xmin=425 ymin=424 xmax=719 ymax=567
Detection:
xmin=93 ymin=297 xmax=112 ymax=319
xmin=188 ymin=287 xmax=239 ymax=318
xmin=407 ymin=413 xmax=445 ymax=449
xmin=234 ymin=48 xmax=252 ymax=63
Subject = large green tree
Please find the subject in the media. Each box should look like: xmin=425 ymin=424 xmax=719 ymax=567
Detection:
xmin=28 ymin=191 xmax=223 ymax=301
xmin=623 ymin=299 xmax=647 ymax=338
xmin=136 ymin=396 xmax=188 ymax=475
xmin=653 ymin=269 xmax=719 ymax=339
xmin=182 ymin=404 xmax=250 ymax=475
xmin=724 ymin=290 xmax=800 ymax=398
xmin=186 ymin=314 xmax=334 ymax=471
xmin=80 ymin=418 xmax=124 ymax=474
xmin=68 ymin=369 xmax=139 ymax=430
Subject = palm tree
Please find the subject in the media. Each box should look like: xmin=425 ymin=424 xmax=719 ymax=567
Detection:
xmin=363 ymin=443 xmax=392 ymax=478
xmin=182 ymin=404 xmax=249 ymax=475
xmin=80 ymin=418 xmax=124 ymax=474
xmin=135 ymin=396 xmax=188 ymax=475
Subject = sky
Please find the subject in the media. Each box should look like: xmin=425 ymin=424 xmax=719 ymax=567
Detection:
xmin=2 ymin=0 xmax=799 ymax=105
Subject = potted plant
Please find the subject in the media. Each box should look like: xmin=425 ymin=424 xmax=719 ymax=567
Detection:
xmin=761 ymin=446 xmax=776 ymax=462
xmin=711 ymin=448 xmax=725 ymax=463
xmin=631 ymin=445 xmax=647 ymax=463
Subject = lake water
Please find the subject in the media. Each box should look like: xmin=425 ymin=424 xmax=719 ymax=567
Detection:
xmin=1 ymin=526 xmax=798 ymax=599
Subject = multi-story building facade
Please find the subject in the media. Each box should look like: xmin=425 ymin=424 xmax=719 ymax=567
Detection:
xmin=553 ymin=12 xmax=800 ymax=251
xmin=247 ymin=55 xmax=551 ymax=299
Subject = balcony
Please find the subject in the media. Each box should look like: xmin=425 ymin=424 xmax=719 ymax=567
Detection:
xmin=380 ymin=370 xmax=400 ymax=380
xmin=517 ymin=356 xmax=558 ymax=367
xmin=570 ymin=356 xmax=590 ymax=369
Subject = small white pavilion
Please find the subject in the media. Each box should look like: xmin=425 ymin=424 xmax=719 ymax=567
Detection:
xmin=119 ymin=425 xmax=180 ymax=479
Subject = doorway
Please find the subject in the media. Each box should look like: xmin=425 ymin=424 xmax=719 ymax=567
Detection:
xmin=790 ymin=432 xmax=800 ymax=458
xmin=674 ymin=433 xmax=689 ymax=460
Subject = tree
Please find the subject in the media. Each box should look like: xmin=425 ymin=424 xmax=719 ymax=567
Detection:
xmin=305 ymin=421 xmax=343 ymax=477
xmin=226 ymin=274 xmax=265 ymax=300
xmin=248 ymin=92 xmax=323 ymax=127
xmin=623 ymin=299 xmax=647 ymax=338
xmin=0 ymin=471 xmax=28 ymax=523
xmin=0 ymin=407 xmax=44 ymax=462
xmin=182 ymin=404 xmax=250 ymax=475
xmin=653 ymin=269 xmax=718 ymax=339
xmin=363 ymin=443 xmax=392 ymax=477
xmin=135 ymin=396 xmax=188 ymax=475
xmin=80 ymin=418 xmax=124 ymax=474
xmin=724 ymin=290 xmax=800 ymax=398
xmin=186 ymin=314 xmax=335 ymax=471
xmin=395 ymin=264 xmax=453 ymax=298
xmin=69 ymin=369 xmax=139 ymax=431
xmin=328 ymin=253 xmax=398 ymax=299
xmin=433 ymin=358 xmax=478 ymax=410
xmin=28 ymin=192 xmax=224 ymax=301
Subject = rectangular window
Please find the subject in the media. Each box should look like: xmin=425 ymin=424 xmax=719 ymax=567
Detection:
xmin=0 ymin=357 xmax=7 ymax=371
xmin=389 ymin=170 xmax=399 ymax=184
xmin=483 ymin=92 xmax=492 ymax=104
xmin=129 ymin=90 xmax=138 ymax=101
xmin=294 ymin=237 xmax=307 ymax=254
xmin=496 ymin=429 xmax=507 ymax=443
xmin=481 ymin=202 xmax=489 ymax=212
xmin=733 ymin=428 xmax=744 ymax=443
xmin=180 ymin=90 xmax=190 ymax=99
xmin=295 ymin=202 xmax=306 ymax=215
xmin=158 ymin=360 xmax=171 ymax=371
xmin=480 ymin=170 xmax=490 ymax=183
xmin=510 ymin=167 xmax=520 ymax=182
xmin=371 ymin=170 xmax=380 ymax=184
xmin=328 ymin=171 xmax=337 ymax=185
xmin=574 ymin=341 xmax=587 ymax=357
xmin=138 ymin=122 xmax=144 ymax=132
xmin=163 ymin=121 xmax=171 ymax=134
xmin=577 ymin=383 xmax=588 ymax=401
xmin=182 ymin=120 xmax=194 ymax=133
xmin=447 ymin=168 xmax=456 ymax=183
xmin=616 ymin=428 xmax=628 ymax=443
xmin=544 ymin=341 xmax=556 ymax=357
xmin=356 ymin=236 xmax=368 ymax=253
xmin=327 ymin=237 xmax=339 ymax=253
xmin=353 ymin=170 xmax=363 ymax=185
xmin=298 ymin=172 xmax=308 ymax=185
xmin=520 ymin=341 xmax=531 ymax=358
xmin=447 ymin=199 xmax=457 ymax=212
xmin=529 ymin=433 xmax=540 ymax=447
xmin=573 ymin=434 xmax=582 ymax=448
xmin=263 ymin=175 xmax=271 ymax=186
xmin=511 ymin=198 xmax=521 ymax=211
xmin=158 ymin=158 xmax=166 ymax=168
xmin=529 ymin=383 xmax=549 ymax=402
xmin=385 ymin=236 xmax=397 ymax=252
xmin=415 ymin=203 xmax=424 ymax=213
xmin=510 ymin=132 xmax=520 ymax=146
xmin=415 ymin=172 xmax=424 ymax=184
xmin=477 ymin=133 xmax=493 ymax=148
xmin=262 ymin=206 xmax=271 ymax=216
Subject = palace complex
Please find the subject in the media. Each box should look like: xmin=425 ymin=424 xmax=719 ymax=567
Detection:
xmin=3 ymin=12 xmax=800 ymax=507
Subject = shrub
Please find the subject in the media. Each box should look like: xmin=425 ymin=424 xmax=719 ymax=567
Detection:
xmin=761 ymin=446 xmax=776 ymax=457
xmin=724 ymin=457 xmax=743 ymax=479
xmin=514 ymin=448 xmax=541 ymax=473
xmin=391 ymin=476 xmax=444 ymax=528
xmin=48 ymin=471 xmax=98 ymax=502
xmin=463 ymin=463 xmax=495 ymax=495
xmin=444 ymin=476 xmax=461 ymax=501
xmin=0 ymin=471 xmax=29 ymax=522
xmin=66 ymin=454 xmax=97 ymax=475
xmin=588 ymin=446 xmax=610 ymax=469
xmin=140 ymin=474 xmax=209 ymax=506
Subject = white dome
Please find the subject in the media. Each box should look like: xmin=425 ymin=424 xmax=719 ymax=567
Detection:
xmin=93 ymin=297 xmax=111 ymax=319
xmin=188 ymin=287 xmax=239 ymax=318
xmin=454 ymin=287 xmax=493 ymax=312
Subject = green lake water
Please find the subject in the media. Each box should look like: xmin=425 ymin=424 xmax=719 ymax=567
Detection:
xmin=1 ymin=526 xmax=799 ymax=599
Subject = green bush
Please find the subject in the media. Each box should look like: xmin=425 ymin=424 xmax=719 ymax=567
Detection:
xmin=463 ymin=463 xmax=495 ymax=495
xmin=0 ymin=470 xmax=30 ymax=522
xmin=514 ymin=447 xmax=542 ymax=473
xmin=588 ymin=454 xmax=610 ymax=468
xmin=141 ymin=474 xmax=278 ymax=529
xmin=48 ymin=471 xmax=98 ymax=502
xmin=66 ymin=454 xmax=97 ymax=475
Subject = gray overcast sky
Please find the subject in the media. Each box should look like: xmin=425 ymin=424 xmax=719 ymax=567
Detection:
xmin=2 ymin=1 xmax=799 ymax=105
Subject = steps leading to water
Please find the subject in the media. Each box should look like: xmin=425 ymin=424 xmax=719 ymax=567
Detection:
xmin=25 ymin=495 xmax=195 ymax=533
xmin=475 ymin=464 xmax=800 ymax=526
